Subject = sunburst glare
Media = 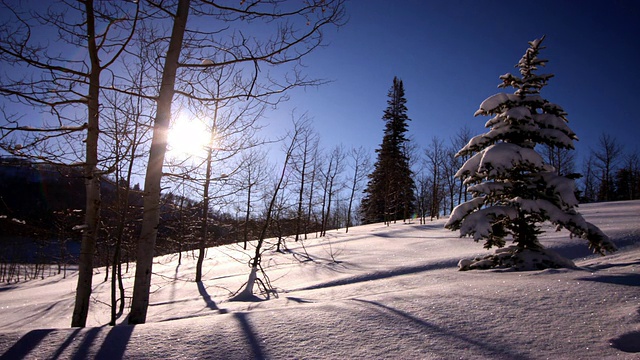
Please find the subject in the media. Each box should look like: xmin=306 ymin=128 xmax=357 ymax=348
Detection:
xmin=167 ymin=112 xmax=210 ymax=159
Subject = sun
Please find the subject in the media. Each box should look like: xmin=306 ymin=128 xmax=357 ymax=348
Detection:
xmin=167 ymin=113 xmax=211 ymax=158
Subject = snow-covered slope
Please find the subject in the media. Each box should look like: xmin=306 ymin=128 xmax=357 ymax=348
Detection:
xmin=1 ymin=201 xmax=639 ymax=359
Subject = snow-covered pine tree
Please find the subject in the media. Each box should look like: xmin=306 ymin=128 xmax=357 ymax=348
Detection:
xmin=445 ymin=36 xmax=616 ymax=270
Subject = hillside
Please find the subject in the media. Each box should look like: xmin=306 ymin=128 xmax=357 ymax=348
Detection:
xmin=0 ymin=200 xmax=639 ymax=359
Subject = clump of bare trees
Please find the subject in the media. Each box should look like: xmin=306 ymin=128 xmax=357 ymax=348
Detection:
xmin=1 ymin=0 xmax=346 ymax=326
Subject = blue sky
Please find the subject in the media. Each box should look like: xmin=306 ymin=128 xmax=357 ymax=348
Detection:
xmin=2 ymin=1 xmax=638 ymax=174
xmin=268 ymin=0 xmax=640 ymax=167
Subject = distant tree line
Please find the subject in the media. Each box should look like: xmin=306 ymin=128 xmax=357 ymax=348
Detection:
xmin=0 ymin=144 xmax=370 ymax=277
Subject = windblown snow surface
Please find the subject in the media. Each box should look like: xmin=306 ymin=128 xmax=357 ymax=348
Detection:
xmin=1 ymin=200 xmax=639 ymax=359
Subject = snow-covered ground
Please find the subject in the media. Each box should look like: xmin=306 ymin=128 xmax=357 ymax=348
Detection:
xmin=0 ymin=200 xmax=639 ymax=359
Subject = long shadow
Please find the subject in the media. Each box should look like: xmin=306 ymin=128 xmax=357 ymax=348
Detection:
xmin=94 ymin=325 xmax=134 ymax=360
xmin=352 ymin=299 xmax=533 ymax=360
xmin=0 ymin=329 xmax=54 ymax=359
xmin=414 ymin=223 xmax=447 ymax=231
xmin=197 ymin=281 xmax=228 ymax=313
xmin=295 ymin=258 xmax=460 ymax=291
xmin=576 ymin=273 xmax=640 ymax=287
xmin=552 ymin=234 xmax=640 ymax=261
xmin=290 ymin=222 xmax=448 ymax=251
xmin=49 ymin=328 xmax=82 ymax=359
xmin=71 ymin=326 xmax=101 ymax=360
xmin=233 ymin=312 xmax=266 ymax=360
xmin=3 ymin=300 xmax=69 ymax=329
xmin=584 ymin=259 xmax=640 ymax=271
xmin=610 ymin=331 xmax=640 ymax=353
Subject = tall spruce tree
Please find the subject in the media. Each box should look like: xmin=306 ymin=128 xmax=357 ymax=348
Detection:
xmin=361 ymin=77 xmax=415 ymax=224
xmin=445 ymin=37 xmax=616 ymax=270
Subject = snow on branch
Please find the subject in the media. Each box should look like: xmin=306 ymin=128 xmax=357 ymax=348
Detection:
xmin=0 ymin=123 xmax=88 ymax=132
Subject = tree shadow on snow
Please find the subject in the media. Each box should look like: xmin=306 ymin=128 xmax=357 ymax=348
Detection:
xmin=552 ymin=234 xmax=640 ymax=262
xmin=575 ymin=273 xmax=640 ymax=287
xmin=352 ymin=299 xmax=534 ymax=360
xmin=197 ymin=281 xmax=228 ymax=314
xmin=1 ymin=325 xmax=134 ymax=360
xmin=93 ymin=325 xmax=134 ymax=360
xmin=294 ymin=258 xmax=460 ymax=291
xmin=1 ymin=328 xmax=56 ymax=359
xmin=2 ymin=300 xmax=71 ymax=330
xmin=233 ymin=312 xmax=267 ymax=360
xmin=609 ymin=331 xmax=640 ymax=353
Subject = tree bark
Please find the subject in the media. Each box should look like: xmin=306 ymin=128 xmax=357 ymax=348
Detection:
xmin=129 ymin=0 xmax=190 ymax=325
xmin=71 ymin=0 xmax=102 ymax=328
xmin=195 ymin=102 xmax=219 ymax=282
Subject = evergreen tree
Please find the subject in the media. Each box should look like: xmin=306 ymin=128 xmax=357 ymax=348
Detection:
xmin=361 ymin=77 xmax=415 ymax=224
xmin=445 ymin=37 xmax=616 ymax=270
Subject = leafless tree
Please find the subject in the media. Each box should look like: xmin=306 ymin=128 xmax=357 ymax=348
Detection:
xmin=615 ymin=150 xmax=640 ymax=200
xmin=414 ymin=170 xmax=431 ymax=224
xmin=127 ymin=0 xmax=345 ymax=324
xmin=0 ymin=0 xmax=140 ymax=327
xmin=235 ymin=149 xmax=270 ymax=250
xmin=424 ymin=136 xmax=445 ymax=219
xmin=540 ymin=144 xmax=576 ymax=176
xmin=290 ymin=118 xmax=319 ymax=241
xmin=305 ymin=141 xmax=322 ymax=239
xmin=592 ymin=133 xmax=623 ymax=201
xmin=581 ymin=153 xmax=598 ymax=203
xmin=451 ymin=126 xmax=472 ymax=203
xmin=345 ymin=146 xmax=370 ymax=233
xmin=230 ymin=119 xmax=302 ymax=301
xmin=187 ymin=64 xmax=266 ymax=283
xmin=442 ymin=146 xmax=459 ymax=215
xmin=319 ymin=145 xmax=345 ymax=237
xmin=101 ymin=86 xmax=151 ymax=326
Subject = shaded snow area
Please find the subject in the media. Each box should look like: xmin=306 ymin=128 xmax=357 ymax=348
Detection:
xmin=1 ymin=201 xmax=639 ymax=359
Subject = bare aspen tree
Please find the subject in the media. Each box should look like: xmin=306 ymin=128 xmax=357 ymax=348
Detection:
xmin=345 ymin=146 xmax=370 ymax=233
xmin=237 ymin=149 xmax=270 ymax=250
xmin=290 ymin=118 xmax=318 ymax=241
xmin=442 ymin=146 xmax=457 ymax=214
xmin=271 ymin=167 xmax=294 ymax=252
xmin=592 ymin=133 xmax=623 ymax=201
xmin=541 ymin=144 xmax=576 ymax=176
xmin=451 ymin=126 xmax=472 ymax=203
xmin=581 ymin=153 xmax=598 ymax=202
xmin=318 ymin=151 xmax=331 ymax=235
xmin=231 ymin=120 xmax=302 ymax=301
xmin=424 ymin=136 xmax=445 ymax=219
xmin=127 ymin=0 xmax=345 ymax=323
xmin=102 ymin=74 xmax=152 ymax=325
xmin=128 ymin=0 xmax=191 ymax=325
xmin=414 ymin=170 xmax=431 ymax=224
xmin=305 ymin=142 xmax=321 ymax=239
xmin=0 ymin=0 xmax=139 ymax=327
xmin=192 ymin=67 xmax=265 ymax=283
xmin=617 ymin=151 xmax=640 ymax=200
xmin=320 ymin=145 xmax=345 ymax=236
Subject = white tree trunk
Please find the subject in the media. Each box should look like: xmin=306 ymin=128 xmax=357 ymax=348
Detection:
xmin=71 ymin=0 xmax=101 ymax=328
xmin=229 ymin=266 xmax=258 ymax=302
xmin=128 ymin=0 xmax=190 ymax=325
